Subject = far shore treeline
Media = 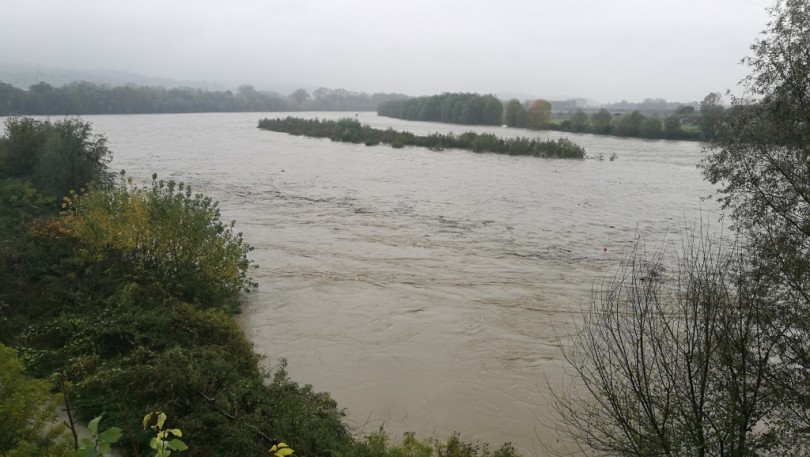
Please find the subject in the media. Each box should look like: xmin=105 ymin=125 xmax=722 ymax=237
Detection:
xmin=2 ymin=79 xmax=723 ymax=143
xmin=378 ymin=92 xmax=723 ymax=141
xmin=0 ymin=80 xmax=408 ymax=115
xmin=258 ymin=116 xmax=586 ymax=159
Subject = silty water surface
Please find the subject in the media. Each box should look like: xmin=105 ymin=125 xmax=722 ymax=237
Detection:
xmin=62 ymin=112 xmax=719 ymax=455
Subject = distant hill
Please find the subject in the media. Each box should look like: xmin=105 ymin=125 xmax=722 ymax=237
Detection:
xmin=0 ymin=62 xmax=226 ymax=91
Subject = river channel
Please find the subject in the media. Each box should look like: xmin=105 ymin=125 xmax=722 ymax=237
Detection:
xmin=42 ymin=112 xmax=719 ymax=455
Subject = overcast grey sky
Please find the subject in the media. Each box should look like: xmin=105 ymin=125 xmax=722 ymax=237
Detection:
xmin=0 ymin=0 xmax=773 ymax=102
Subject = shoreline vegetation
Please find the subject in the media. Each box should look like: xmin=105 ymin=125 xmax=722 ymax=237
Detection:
xmin=1 ymin=79 xmax=717 ymax=143
xmin=378 ymin=92 xmax=716 ymax=142
xmin=0 ymin=116 xmax=521 ymax=456
xmin=0 ymin=80 xmax=408 ymax=115
xmin=257 ymin=117 xmax=586 ymax=159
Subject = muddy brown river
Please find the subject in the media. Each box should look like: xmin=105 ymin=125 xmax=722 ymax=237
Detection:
xmin=38 ymin=112 xmax=720 ymax=455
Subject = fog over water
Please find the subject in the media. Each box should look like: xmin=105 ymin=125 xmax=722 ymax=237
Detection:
xmin=52 ymin=112 xmax=721 ymax=455
xmin=1 ymin=0 xmax=771 ymax=101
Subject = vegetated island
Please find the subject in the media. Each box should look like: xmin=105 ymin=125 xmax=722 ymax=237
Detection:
xmin=258 ymin=117 xmax=586 ymax=159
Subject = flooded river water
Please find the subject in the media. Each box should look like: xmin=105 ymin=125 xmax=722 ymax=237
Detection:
xmin=61 ymin=112 xmax=718 ymax=455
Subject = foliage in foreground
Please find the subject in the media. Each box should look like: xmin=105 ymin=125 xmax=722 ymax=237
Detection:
xmin=353 ymin=430 xmax=519 ymax=457
xmin=0 ymin=343 xmax=73 ymax=457
xmin=0 ymin=116 xmax=113 ymax=200
xmin=0 ymin=115 xmax=522 ymax=456
xmin=258 ymin=117 xmax=586 ymax=159
xmin=702 ymin=0 xmax=810 ymax=451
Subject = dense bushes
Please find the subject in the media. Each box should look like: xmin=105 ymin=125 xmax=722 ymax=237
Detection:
xmin=0 ymin=117 xmax=113 ymax=200
xmin=0 ymin=116 xmax=353 ymax=456
xmin=59 ymin=176 xmax=255 ymax=310
xmin=0 ymin=344 xmax=73 ymax=457
xmin=258 ymin=117 xmax=586 ymax=159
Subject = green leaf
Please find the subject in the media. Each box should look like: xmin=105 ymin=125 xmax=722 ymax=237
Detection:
xmin=99 ymin=426 xmax=123 ymax=444
xmin=276 ymin=448 xmax=294 ymax=457
xmin=167 ymin=439 xmax=188 ymax=451
xmin=76 ymin=447 xmax=101 ymax=457
xmin=88 ymin=413 xmax=103 ymax=436
xmin=157 ymin=412 xmax=167 ymax=429
xmin=150 ymin=437 xmax=159 ymax=450
xmin=143 ymin=413 xmax=152 ymax=429
xmin=169 ymin=428 xmax=183 ymax=437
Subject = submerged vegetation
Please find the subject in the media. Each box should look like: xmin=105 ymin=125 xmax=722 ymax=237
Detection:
xmin=258 ymin=117 xmax=586 ymax=159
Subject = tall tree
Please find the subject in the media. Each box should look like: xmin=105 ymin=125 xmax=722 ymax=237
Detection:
xmin=699 ymin=92 xmax=725 ymax=140
xmin=590 ymin=108 xmax=612 ymax=134
xmin=481 ymin=95 xmax=504 ymax=125
xmin=570 ymin=109 xmax=589 ymax=132
xmin=503 ymin=99 xmax=528 ymax=127
xmin=526 ymin=99 xmax=551 ymax=129
xmin=615 ymin=110 xmax=645 ymax=136
xmin=640 ymin=116 xmax=663 ymax=139
xmin=663 ymin=114 xmax=683 ymax=139
xmin=288 ymin=88 xmax=311 ymax=108
xmin=703 ymin=1 xmax=810 ymax=448
xmin=1 ymin=117 xmax=112 ymax=200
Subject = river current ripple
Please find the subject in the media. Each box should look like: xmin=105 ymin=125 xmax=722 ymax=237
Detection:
xmin=26 ymin=112 xmax=719 ymax=455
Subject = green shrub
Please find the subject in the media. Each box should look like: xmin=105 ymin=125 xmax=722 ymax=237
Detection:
xmin=0 ymin=343 xmax=73 ymax=457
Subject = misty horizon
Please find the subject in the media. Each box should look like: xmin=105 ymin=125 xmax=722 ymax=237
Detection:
xmin=0 ymin=0 xmax=772 ymax=105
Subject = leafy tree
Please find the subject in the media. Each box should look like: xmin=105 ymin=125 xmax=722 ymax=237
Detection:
xmin=288 ymin=88 xmax=310 ymax=107
xmin=703 ymin=0 xmax=810 ymax=448
xmin=663 ymin=114 xmax=683 ymax=139
xmin=590 ymin=109 xmax=612 ymax=134
xmin=481 ymin=95 xmax=504 ymax=126
xmin=526 ymin=99 xmax=551 ymax=129
xmin=60 ymin=175 xmax=255 ymax=308
xmin=0 ymin=117 xmax=113 ymax=200
xmin=614 ymin=110 xmax=644 ymax=136
xmin=699 ymin=92 xmax=725 ymax=140
xmin=503 ymin=99 xmax=527 ymax=127
xmin=639 ymin=116 xmax=662 ymax=139
xmin=570 ymin=109 xmax=589 ymax=132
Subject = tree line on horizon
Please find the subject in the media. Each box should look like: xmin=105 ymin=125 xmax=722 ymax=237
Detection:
xmin=0 ymin=80 xmax=408 ymax=115
xmin=0 ymin=78 xmax=726 ymax=142
xmin=379 ymin=92 xmax=725 ymax=141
